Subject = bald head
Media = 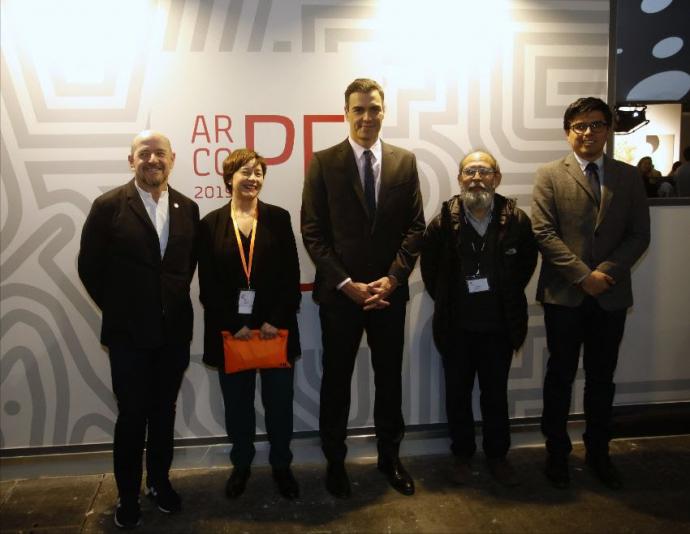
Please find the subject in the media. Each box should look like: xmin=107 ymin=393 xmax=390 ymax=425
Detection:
xmin=130 ymin=130 xmax=173 ymax=155
xmin=459 ymin=150 xmax=501 ymax=175
xmin=128 ymin=130 xmax=176 ymax=197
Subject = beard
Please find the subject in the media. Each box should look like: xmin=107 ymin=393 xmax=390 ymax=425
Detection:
xmin=137 ymin=166 xmax=168 ymax=189
xmin=461 ymin=183 xmax=494 ymax=213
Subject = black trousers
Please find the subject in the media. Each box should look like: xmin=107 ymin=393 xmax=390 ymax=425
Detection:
xmin=541 ymin=297 xmax=627 ymax=458
xmin=318 ymin=297 xmax=407 ymax=463
xmin=108 ymin=343 xmax=190 ymax=499
xmin=217 ymin=367 xmax=294 ymax=470
xmin=442 ymin=330 xmax=513 ymax=459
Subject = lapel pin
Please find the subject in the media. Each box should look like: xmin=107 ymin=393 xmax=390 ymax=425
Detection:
xmin=173 ymin=202 xmax=179 ymax=208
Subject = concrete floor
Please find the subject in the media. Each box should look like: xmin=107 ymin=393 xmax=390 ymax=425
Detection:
xmin=1 ymin=433 xmax=689 ymax=533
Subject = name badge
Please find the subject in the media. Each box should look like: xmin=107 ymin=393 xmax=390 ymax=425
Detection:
xmin=466 ymin=276 xmax=490 ymax=293
xmin=238 ymin=289 xmax=256 ymax=314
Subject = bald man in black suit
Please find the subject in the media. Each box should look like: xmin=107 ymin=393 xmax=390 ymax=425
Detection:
xmin=79 ymin=131 xmax=198 ymax=528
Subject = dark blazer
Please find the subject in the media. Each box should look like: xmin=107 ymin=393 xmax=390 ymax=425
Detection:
xmin=78 ymin=179 xmax=199 ymax=348
xmin=198 ymin=200 xmax=301 ymax=368
xmin=532 ymin=153 xmax=650 ymax=310
xmin=301 ymin=139 xmax=425 ymax=304
xmin=421 ymin=194 xmax=538 ymax=353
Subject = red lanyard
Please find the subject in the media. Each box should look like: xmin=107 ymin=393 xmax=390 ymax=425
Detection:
xmin=230 ymin=206 xmax=258 ymax=288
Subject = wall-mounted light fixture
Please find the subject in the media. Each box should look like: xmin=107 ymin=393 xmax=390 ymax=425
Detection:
xmin=614 ymin=105 xmax=649 ymax=134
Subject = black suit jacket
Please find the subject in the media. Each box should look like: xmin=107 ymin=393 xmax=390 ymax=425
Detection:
xmin=198 ymin=200 xmax=302 ymax=368
xmin=78 ymin=179 xmax=199 ymax=348
xmin=301 ymin=139 xmax=425 ymax=304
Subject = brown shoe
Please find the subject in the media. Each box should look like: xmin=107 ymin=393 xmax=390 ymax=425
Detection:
xmin=449 ymin=456 xmax=473 ymax=485
xmin=487 ymin=457 xmax=520 ymax=487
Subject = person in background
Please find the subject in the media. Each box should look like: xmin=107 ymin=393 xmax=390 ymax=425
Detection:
xmin=532 ymin=97 xmax=650 ymax=491
xmin=669 ymin=161 xmax=682 ymax=176
xmin=637 ymin=156 xmax=662 ymax=197
xmin=657 ymin=160 xmax=683 ymax=198
xmin=421 ymin=150 xmax=537 ymax=487
xmin=674 ymin=146 xmax=690 ymax=197
xmin=198 ymin=149 xmax=302 ymax=501
xmin=78 ymin=130 xmax=199 ymax=529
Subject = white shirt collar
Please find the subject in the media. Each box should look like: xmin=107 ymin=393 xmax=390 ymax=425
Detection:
xmin=573 ymin=152 xmax=604 ymax=173
xmin=348 ymin=136 xmax=382 ymax=162
xmin=134 ymin=180 xmax=169 ymax=204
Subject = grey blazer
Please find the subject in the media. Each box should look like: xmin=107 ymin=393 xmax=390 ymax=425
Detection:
xmin=532 ymin=153 xmax=650 ymax=310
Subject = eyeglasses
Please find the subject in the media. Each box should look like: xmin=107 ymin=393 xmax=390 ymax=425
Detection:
xmin=461 ymin=166 xmax=495 ymax=178
xmin=569 ymin=120 xmax=608 ymax=134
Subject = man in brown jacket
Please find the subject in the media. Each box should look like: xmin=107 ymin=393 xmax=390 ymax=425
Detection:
xmin=532 ymin=97 xmax=650 ymax=490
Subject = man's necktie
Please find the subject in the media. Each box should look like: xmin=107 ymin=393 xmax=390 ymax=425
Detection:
xmin=363 ymin=150 xmax=376 ymax=218
xmin=585 ymin=162 xmax=601 ymax=205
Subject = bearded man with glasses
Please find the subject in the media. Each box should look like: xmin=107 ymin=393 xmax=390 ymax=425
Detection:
xmin=532 ymin=97 xmax=650 ymax=490
xmin=421 ymin=150 xmax=537 ymax=487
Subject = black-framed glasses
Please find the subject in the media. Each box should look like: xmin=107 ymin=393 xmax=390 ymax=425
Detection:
xmin=461 ymin=166 xmax=495 ymax=178
xmin=569 ymin=120 xmax=608 ymax=134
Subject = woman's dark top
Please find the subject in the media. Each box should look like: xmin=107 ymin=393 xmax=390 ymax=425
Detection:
xmin=198 ymin=200 xmax=301 ymax=369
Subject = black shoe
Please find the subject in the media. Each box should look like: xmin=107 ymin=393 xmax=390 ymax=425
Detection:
xmin=377 ymin=457 xmax=415 ymax=496
xmin=487 ymin=457 xmax=521 ymax=487
xmin=225 ymin=467 xmax=251 ymax=498
xmin=146 ymin=481 xmax=181 ymax=514
xmin=325 ymin=462 xmax=351 ymax=498
xmin=544 ymin=454 xmax=570 ymax=489
xmin=114 ymin=497 xmax=141 ymax=529
xmin=586 ymin=453 xmax=622 ymax=490
xmin=273 ymin=467 xmax=300 ymax=499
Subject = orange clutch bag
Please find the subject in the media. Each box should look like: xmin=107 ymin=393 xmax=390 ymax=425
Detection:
xmin=222 ymin=329 xmax=291 ymax=374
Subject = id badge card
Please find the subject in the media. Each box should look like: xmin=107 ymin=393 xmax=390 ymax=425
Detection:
xmin=466 ymin=275 xmax=490 ymax=294
xmin=238 ymin=289 xmax=256 ymax=314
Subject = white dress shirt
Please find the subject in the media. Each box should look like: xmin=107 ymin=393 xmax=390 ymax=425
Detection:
xmin=134 ymin=181 xmax=170 ymax=258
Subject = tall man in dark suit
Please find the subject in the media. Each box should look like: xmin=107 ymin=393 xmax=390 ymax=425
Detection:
xmin=532 ymin=98 xmax=650 ymax=490
xmin=79 ymin=131 xmax=199 ymax=528
xmin=301 ymin=78 xmax=425 ymax=497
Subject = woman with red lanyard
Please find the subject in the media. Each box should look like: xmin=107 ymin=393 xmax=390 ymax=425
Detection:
xmin=198 ymin=149 xmax=302 ymax=500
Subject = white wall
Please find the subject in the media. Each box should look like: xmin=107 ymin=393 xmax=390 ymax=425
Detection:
xmin=616 ymin=206 xmax=690 ymax=404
